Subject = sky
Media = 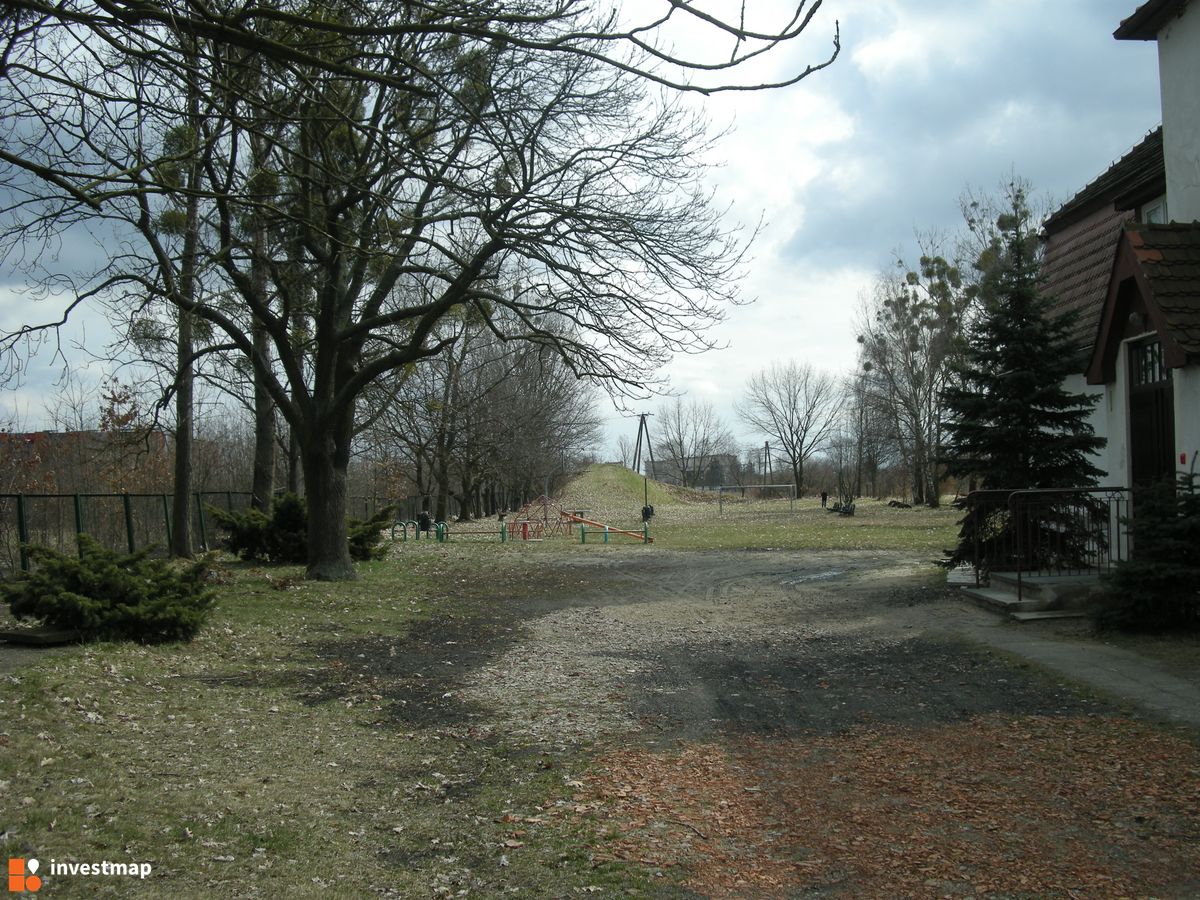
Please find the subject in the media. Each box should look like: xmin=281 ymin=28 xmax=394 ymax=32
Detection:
xmin=600 ymin=0 xmax=1163 ymax=459
xmin=0 ymin=1 xmax=1166 ymax=461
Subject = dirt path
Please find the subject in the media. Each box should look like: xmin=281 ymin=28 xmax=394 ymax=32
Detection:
xmin=461 ymin=549 xmax=1113 ymax=747
xmin=450 ymin=548 xmax=1200 ymax=897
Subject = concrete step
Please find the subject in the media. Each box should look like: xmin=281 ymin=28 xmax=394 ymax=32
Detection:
xmin=988 ymin=572 xmax=1101 ymax=609
xmin=962 ymin=577 xmax=1100 ymax=621
xmin=961 ymin=586 xmax=1044 ymax=614
xmin=1010 ymin=609 xmax=1089 ymax=622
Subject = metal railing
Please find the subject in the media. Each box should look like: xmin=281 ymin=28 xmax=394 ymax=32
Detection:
xmin=0 ymin=491 xmax=399 ymax=573
xmin=965 ymin=486 xmax=1132 ymax=600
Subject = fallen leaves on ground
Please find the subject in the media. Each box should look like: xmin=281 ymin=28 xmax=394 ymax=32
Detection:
xmin=575 ymin=714 xmax=1200 ymax=897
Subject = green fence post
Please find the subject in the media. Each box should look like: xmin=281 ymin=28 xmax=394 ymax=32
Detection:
xmin=500 ymin=522 xmax=506 ymax=543
xmin=73 ymin=493 xmax=85 ymax=557
xmin=162 ymin=494 xmax=173 ymax=547
xmin=603 ymin=526 xmax=609 ymax=544
xmin=226 ymin=490 xmax=233 ymax=512
xmin=195 ymin=493 xmax=208 ymax=551
xmin=580 ymin=527 xmax=586 ymax=544
xmin=122 ymin=493 xmax=136 ymax=553
xmin=16 ymin=493 xmax=30 ymax=572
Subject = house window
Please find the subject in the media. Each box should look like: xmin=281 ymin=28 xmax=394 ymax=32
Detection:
xmin=1130 ymin=337 xmax=1168 ymax=386
xmin=1140 ymin=195 xmax=1168 ymax=224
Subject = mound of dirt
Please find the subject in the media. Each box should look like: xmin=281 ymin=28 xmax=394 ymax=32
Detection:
xmin=555 ymin=464 xmax=713 ymax=528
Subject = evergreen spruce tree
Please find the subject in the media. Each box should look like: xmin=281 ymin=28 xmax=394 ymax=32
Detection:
xmin=941 ymin=186 xmax=1105 ymax=564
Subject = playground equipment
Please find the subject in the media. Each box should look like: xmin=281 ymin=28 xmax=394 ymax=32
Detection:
xmin=502 ymin=518 xmax=545 ymax=542
xmin=429 ymin=518 xmax=544 ymax=542
xmin=433 ymin=520 xmax=505 ymax=542
xmin=391 ymin=519 xmax=422 ymax=540
xmin=559 ymin=510 xmax=653 ymax=543
xmin=393 ymin=497 xmax=653 ymax=545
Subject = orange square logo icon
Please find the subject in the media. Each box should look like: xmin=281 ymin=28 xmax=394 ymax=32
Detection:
xmin=6 ymin=859 xmax=42 ymax=893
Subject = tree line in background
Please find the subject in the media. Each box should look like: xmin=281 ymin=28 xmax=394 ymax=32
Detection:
xmin=0 ymin=351 xmax=601 ymax=519
xmin=0 ymin=2 xmax=838 ymax=578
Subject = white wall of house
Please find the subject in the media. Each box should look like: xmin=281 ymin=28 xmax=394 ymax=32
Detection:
xmin=1103 ymin=343 xmax=1132 ymax=487
xmin=1157 ymin=2 xmax=1200 ymax=221
xmin=1175 ymin=365 xmax=1200 ymax=469
xmin=1155 ymin=2 xmax=1200 ymax=476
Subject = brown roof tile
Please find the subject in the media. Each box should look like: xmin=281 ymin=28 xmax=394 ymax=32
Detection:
xmin=1041 ymin=128 xmax=1166 ymax=357
xmin=1042 ymin=206 xmax=1134 ymax=352
xmin=1126 ymin=222 xmax=1200 ymax=354
xmin=1042 ymin=127 xmax=1164 ymax=232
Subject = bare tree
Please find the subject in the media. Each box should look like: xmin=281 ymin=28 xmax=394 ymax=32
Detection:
xmin=856 ymin=250 xmax=970 ymax=506
xmin=654 ymin=397 xmax=733 ymax=488
xmin=841 ymin=370 xmax=897 ymax=498
xmin=615 ymin=435 xmax=634 ymax=469
xmin=365 ymin=312 xmax=602 ymax=520
xmin=737 ymin=361 xmax=841 ymax=495
xmin=1 ymin=2 xmax=839 ymax=578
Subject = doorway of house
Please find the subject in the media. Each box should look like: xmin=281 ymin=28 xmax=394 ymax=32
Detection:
xmin=1128 ymin=336 xmax=1175 ymax=487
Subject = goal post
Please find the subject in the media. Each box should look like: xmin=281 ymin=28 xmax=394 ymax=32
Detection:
xmin=718 ymin=483 xmax=797 ymax=514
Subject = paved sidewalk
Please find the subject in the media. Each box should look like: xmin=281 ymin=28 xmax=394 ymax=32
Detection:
xmin=948 ymin=610 xmax=1200 ymax=731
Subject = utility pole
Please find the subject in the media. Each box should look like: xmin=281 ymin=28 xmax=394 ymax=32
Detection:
xmin=765 ymin=440 xmax=772 ymax=484
xmin=631 ymin=413 xmax=655 ymax=510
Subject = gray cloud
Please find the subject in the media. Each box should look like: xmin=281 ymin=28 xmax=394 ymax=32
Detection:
xmin=780 ymin=0 xmax=1161 ymax=270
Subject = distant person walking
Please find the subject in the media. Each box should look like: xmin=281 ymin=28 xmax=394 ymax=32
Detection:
xmin=820 ymin=491 xmax=828 ymax=508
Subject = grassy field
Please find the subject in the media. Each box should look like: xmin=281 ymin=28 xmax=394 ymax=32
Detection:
xmin=0 ymin=466 xmax=961 ymax=896
xmin=558 ymin=463 xmax=961 ymax=555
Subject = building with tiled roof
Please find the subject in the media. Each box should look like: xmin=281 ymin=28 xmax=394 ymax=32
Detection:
xmin=1088 ymin=222 xmax=1200 ymax=382
xmin=1045 ymin=0 xmax=1200 ymax=488
xmin=1041 ymin=128 xmax=1165 ymax=355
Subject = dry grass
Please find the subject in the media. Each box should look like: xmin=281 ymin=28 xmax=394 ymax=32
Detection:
xmin=0 ymin=555 xmax=658 ymax=897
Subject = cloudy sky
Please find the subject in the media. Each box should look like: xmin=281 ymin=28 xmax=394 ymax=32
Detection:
xmin=603 ymin=0 xmax=1163 ymax=457
xmin=1 ymin=1 xmax=1166 ymax=460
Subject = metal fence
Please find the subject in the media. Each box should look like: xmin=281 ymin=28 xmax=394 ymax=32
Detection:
xmin=0 ymin=491 xmax=400 ymax=574
xmin=965 ymin=486 xmax=1133 ymax=596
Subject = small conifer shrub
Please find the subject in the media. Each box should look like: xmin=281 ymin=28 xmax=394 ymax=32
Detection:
xmin=1097 ymin=470 xmax=1200 ymax=632
xmin=1 ymin=535 xmax=217 ymax=643
xmin=210 ymin=493 xmax=393 ymax=564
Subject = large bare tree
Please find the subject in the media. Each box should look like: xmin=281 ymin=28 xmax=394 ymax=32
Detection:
xmin=0 ymin=1 xmax=839 ymax=578
xmin=738 ymin=361 xmax=841 ymax=495
xmin=856 ymin=252 xmax=969 ymax=506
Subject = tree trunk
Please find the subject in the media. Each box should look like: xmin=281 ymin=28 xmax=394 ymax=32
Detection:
xmin=249 ymin=195 xmax=275 ymax=512
xmin=302 ymin=432 xmax=355 ymax=580
xmin=170 ymin=77 xmax=200 ymax=559
xmin=287 ymin=427 xmax=301 ymax=494
xmin=250 ymin=318 xmax=275 ymax=512
xmin=171 ymin=306 xmax=194 ymax=557
xmin=433 ymin=442 xmax=452 ymax=522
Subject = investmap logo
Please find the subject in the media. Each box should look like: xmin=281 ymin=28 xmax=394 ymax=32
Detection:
xmin=7 ymin=859 xmax=41 ymax=894
xmin=8 ymin=856 xmax=152 ymax=892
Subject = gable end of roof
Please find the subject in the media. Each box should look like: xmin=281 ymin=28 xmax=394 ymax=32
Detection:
xmin=1115 ymin=0 xmax=1191 ymax=40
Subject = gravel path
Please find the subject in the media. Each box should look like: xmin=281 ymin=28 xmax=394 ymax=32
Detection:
xmin=460 ymin=549 xmax=1120 ymax=747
